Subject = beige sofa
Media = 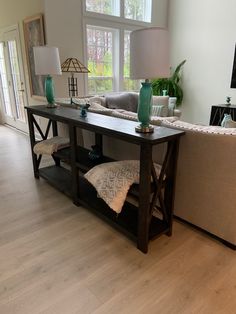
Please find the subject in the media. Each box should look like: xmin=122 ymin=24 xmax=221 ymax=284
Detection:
xmin=87 ymin=92 xmax=182 ymax=119
xmin=83 ymin=98 xmax=236 ymax=249
xmin=162 ymin=120 xmax=236 ymax=249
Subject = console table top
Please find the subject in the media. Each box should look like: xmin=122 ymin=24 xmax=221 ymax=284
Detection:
xmin=25 ymin=105 xmax=184 ymax=145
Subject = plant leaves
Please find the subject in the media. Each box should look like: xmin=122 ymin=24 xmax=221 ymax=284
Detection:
xmin=151 ymin=60 xmax=186 ymax=106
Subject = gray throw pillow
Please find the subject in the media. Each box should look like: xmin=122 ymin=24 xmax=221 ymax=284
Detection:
xmin=105 ymin=92 xmax=138 ymax=112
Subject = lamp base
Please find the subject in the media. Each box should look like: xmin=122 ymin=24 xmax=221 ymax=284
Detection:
xmin=46 ymin=103 xmax=57 ymax=108
xmin=136 ymin=81 xmax=153 ymax=133
xmin=135 ymin=124 xmax=154 ymax=133
xmin=45 ymin=75 xmax=56 ymax=108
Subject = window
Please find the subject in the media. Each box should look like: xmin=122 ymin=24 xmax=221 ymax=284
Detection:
xmin=85 ymin=0 xmax=152 ymax=22
xmin=124 ymin=0 xmax=152 ymax=23
xmin=86 ymin=0 xmax=119 ymax=16
xmin=84 ymin=0 xmax=153 ymax=94
xmin=87 ymin=26 xmax=114 ymax=94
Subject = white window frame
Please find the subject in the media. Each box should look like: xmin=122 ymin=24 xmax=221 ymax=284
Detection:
xmin=82 ymin=0 xmax=152 ymax=25
xmin=82 ymin=0 xmax=153 ymax=95
xmin=85 ymin=0 xmax=120 ymax=17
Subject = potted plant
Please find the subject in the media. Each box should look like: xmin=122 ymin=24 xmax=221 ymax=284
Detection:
xmin=151 ymin=60 xmax=186 ymax=106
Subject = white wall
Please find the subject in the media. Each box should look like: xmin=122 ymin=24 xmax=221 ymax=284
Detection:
xmin=0 ymin=0 xmax=43 ymax=28
xmin=169 ymin=0 xmax=236 ymax=124
xmin=43 ymin=0 xmax=85 ymax=98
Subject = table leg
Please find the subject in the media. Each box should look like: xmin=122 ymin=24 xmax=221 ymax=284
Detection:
xmin=164 ymin=139 xmax=180 ymax=236
xmin=69 ymin=124 xmax=79 ymax=205
xmin=137 ymin=143 xmax=152 ymax=253
xmin=95 ymin=133 xmax=103 ymax=157
xmin=52 ymin=120 xmax=60 ymax=166
xmin=27 ymin=111 xmax=39 ymax=178
xmin=52 ymin=120 xmax=58 ymax=136
xmin=230 ymin=108 xmax=235 ymax=121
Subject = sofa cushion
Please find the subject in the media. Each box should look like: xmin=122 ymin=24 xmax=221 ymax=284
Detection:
xmin=152 ymin=96 xmax=169 ymax=117
xmin=151 ymin=105 xmax=163 ymax=116
xmin=105 ymin=92 xmax=138 ymax=112
xmin=168 ymin=102 xmax=175 ymax=116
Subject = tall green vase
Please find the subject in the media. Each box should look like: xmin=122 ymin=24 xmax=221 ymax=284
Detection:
xmin=45 ymin=75 xmax=56 ymax=108
xmin=136 ymin=81 xmax=153 ymax=133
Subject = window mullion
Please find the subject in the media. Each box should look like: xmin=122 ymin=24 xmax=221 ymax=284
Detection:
xmin=119 ymin=29 xmax=124 ymax=91
xmin=120 ymin=0 xmax=124 ymax=18
xmin=112 ymin=29 xmax=119 ymax=92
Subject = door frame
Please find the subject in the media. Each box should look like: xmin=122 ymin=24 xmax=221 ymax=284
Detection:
xmin=0 ymin=24 xmax=29 ymax=133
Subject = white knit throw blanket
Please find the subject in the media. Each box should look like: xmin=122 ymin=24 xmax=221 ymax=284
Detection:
xmin=33 ymin=136 xmax=70 ymax=155
xmin=84 ymin=160 xmax=162 ymax=214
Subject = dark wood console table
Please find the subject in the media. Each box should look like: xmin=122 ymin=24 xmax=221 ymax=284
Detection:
xmin=209 ymin=104 xmax=236 ymax=126
xmin=25 ymin=105 xmax=184 ymax=253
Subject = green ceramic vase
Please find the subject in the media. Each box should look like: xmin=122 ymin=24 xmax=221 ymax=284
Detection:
xmin=137 ymin=82 xmax=153 ymax=127
xmin=45 ymin=75 xmax=55 ymax=105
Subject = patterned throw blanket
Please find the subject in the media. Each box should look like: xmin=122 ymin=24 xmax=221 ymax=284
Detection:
xmin=84 ymin=160 xmax=162 ymax=214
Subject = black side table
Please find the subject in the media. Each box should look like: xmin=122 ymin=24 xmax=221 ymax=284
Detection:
xmin=209 ymin=104 xmax=236 ymax=126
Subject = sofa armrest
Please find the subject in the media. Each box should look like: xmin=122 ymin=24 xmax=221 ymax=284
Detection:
xmin=173 ymin=109 xmax=181 ymax=118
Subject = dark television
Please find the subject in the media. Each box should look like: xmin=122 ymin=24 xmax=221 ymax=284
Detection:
xmin=231 ymin=44 xmax=236 ymax=88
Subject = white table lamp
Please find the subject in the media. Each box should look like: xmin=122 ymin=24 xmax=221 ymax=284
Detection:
xmin=130 ymin=27 xmax=170 ymax=133
xmin=33 ymin=46 xmax=62 ymax=108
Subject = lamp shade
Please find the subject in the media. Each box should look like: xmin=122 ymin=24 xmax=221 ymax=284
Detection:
xmin=130 ymin=27 xmax=170 ymax=79
xmin=33 ymin=46 xmax=62 ymax=75
xmin=61 ymin=58 xmax=90 ymax=73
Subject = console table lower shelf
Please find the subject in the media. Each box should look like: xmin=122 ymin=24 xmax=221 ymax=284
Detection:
xmin=39 ymin=165 xmax=170 ymax=242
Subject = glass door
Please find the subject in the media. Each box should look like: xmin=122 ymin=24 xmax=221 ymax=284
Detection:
xmin=0 ymin=27 xmax=28 ymax=132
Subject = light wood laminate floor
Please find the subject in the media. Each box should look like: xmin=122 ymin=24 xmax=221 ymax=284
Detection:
xmin=0 ymin=125 xmax=236 ymax=314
